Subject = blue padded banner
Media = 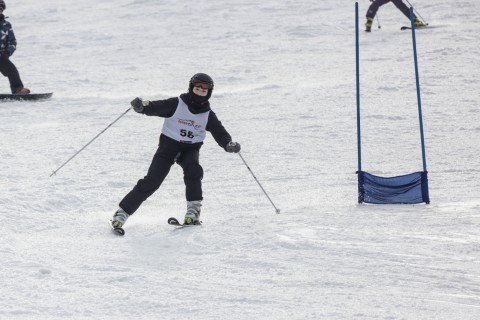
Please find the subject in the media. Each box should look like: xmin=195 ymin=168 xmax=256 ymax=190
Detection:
xmin=358 ymin=171 xmax=430 ymax=204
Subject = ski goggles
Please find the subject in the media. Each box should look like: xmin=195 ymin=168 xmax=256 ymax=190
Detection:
xmin=193 ymin=82 xmax=211 ymax=90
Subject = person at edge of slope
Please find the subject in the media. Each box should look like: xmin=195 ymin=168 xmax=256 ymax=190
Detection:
xmin=365 ymin=0 xmax=425 ymax=32
xmin=0 ymin=0 xmax=30 ymax=94
xmin=111 ymin=73 xmax=241 ymax=228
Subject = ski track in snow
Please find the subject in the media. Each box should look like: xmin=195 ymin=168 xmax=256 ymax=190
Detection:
xmin=1 ymin=0 xmax=479 ymax=319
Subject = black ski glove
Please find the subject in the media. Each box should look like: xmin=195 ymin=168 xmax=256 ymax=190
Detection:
xmin=225 ymin=142 xmax=241 ymax=153
xmin=131 ymin=97 xmax=149 ymax=113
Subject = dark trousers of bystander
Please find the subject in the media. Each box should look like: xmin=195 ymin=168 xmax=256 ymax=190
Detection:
xmin=0 ymin=54 xmax=24 ymax=93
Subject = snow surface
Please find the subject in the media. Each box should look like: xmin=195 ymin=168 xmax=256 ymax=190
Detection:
xmin=1 ymin=0 xmax=480 ymax=319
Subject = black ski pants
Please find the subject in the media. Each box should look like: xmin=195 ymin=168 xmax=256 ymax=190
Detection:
xmin=0 ymin=55 xmax=24 ymax=93
xmin=119 ymin=135 xmax=204 ymax=215
xmin=366 ymin=0 xmax=410 ymax=20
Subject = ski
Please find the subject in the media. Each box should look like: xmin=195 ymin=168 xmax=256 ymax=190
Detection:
xmin=401 ymin=24 xmax=429 ymax=30
xmin=108 ymin=220 xmax=125 ymax=236
xmin=168 ymin=217 xmax=201 ymax=228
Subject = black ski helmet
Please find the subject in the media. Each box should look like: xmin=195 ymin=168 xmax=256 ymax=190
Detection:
xmin=189 ymin=73 xmax=214 ymax=101
xmin=0 ymin=1 xmax=6 ymax=10
xmin=189 ymin=73 xmax=214 ymax=90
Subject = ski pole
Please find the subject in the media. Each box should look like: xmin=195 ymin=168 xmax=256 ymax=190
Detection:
xmin=237 ymin=152 xmax=280 ymax=214
xmin=50 ymin=107 xmax=132 ymax=177
xmin=376 ymin=14 xmax=381 ymax=29
xmin=404 ymin=0 xmax=428 ymax=24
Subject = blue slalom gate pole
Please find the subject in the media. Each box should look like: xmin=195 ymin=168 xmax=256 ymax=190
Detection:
xmin=355 ymin=2 xmax=362 ymax=173
xmin=409 ymin=7 xmax=428 ymax=172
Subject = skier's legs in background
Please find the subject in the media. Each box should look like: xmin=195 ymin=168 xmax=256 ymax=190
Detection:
xmin=391 ymin=0 xmax=411 ymax=19
xmin=365 ymin=0 xmax=422 ymax=30
xmin=366 ymin=0 xmax=391 ymax=20
xmin=391 ymin=0 xmax=424 ymax=25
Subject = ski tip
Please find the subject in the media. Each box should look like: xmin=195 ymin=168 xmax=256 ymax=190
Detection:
xmin=113 ymin=227 xmax=125 ymax=236
xmin=168 ymin=217 xmax=180 ymax=225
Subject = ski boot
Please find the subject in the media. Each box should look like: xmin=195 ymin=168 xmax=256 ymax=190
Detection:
xmin=365 ymin=18 xmax=373 ymax=32
xmin=112 ymin=208 xmax=129 ymax=228
xmin=13 ymin=86 xmax=31 ymax=95
xmin=414 ymin=17 xmax=425 ymax=27
xmin=184 ymin=200 xmax=202 ymax=225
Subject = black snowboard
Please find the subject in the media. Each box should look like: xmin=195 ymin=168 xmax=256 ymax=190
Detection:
xmin=0 ymin=93 xmax=53 ymax=101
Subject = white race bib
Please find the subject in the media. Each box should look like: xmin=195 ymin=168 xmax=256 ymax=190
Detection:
xmin=161 ymin=97 xmax=210 ymax=143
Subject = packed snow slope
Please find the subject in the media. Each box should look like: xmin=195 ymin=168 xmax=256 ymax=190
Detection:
xmin=1 ymin=0 xmax=479 ymax=319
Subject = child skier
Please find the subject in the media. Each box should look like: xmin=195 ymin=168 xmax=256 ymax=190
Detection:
xmin=0 ymin=1 xmax=30 ymax=94
xmin=365 ymin=0 xmax=425 ymax=32
xmin=112 ymin=73 xmax=241 ymax=227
